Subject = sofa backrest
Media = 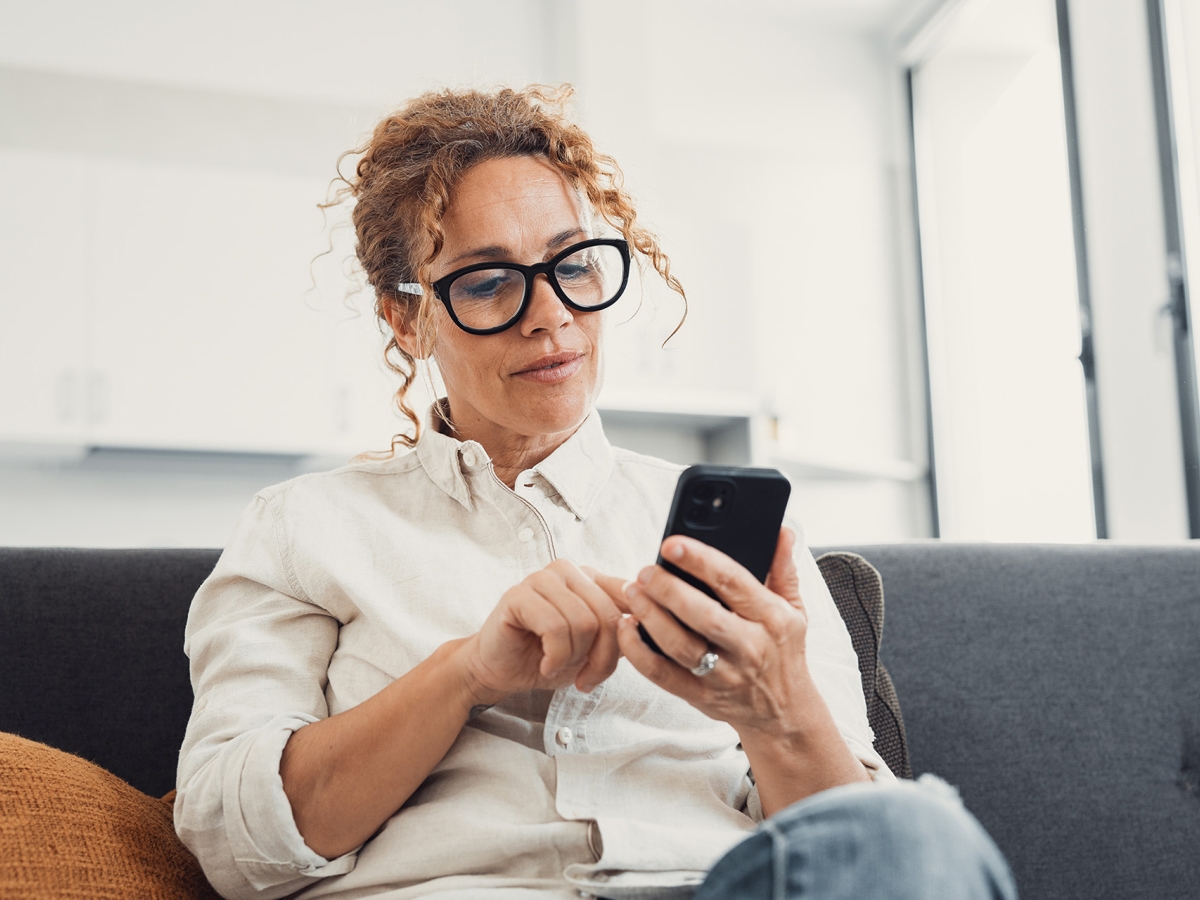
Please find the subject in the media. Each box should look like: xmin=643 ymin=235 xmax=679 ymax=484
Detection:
xmin=829 ymin=542 xmax=1200 ymax=900
xmin=0 ymin=548 xmax=220 ymax=798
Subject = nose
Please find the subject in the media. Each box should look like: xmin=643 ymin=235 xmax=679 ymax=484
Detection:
xmin=519 ymin=272 xmax=573 ymax=336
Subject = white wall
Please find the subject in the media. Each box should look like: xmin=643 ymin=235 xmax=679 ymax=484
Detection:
xmin=0 ymin=0 xmax=928 ymax=548
xmin=575 ymin=1 xmax=933 ymax=544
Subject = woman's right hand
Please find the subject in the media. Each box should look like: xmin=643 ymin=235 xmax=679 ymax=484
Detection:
xmin=460 ymin=559 xmax=628 ymax=704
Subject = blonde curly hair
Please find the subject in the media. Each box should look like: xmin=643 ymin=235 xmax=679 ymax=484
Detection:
xmin=330 ymin=84 xmax=686 ymax=451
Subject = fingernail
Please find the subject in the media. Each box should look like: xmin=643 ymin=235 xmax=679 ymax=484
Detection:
xmin=637 ymin=568 xmax=652 ymax=585
xmin=667 ymin=542 xmax=685 ymax=561
xmin=624 ymin=580 xmax=639 ymax=598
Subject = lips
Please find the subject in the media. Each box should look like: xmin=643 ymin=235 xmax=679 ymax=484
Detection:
xmin=512 ymin=351 xmax=586 ymax=383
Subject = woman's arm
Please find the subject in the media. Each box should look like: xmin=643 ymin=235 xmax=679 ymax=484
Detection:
xmin=178 ymin=487 xmax=626 ymax=899
xmin=278 ymin=637 xmax=476 ymax=859
xmin=598 ymin=529 xmax=869 ymax=817
xmin=280 ymin=558 xmax=626 ymax=859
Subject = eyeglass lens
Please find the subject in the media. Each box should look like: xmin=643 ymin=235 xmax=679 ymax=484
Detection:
xmin=446 ymin=243 xmax=625 ymax=332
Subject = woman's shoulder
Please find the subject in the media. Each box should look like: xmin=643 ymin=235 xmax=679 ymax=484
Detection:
xmin=608 ymin=444 xmax=686 ymax=479
xmin=604 ymin=444 xmax=687 ymax=508
xmin=254 ymin=448 xmax=425 ymax=508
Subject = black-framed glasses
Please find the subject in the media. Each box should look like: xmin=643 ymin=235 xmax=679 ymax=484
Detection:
xmin=411 ymin=238 xmax=631 ymax=335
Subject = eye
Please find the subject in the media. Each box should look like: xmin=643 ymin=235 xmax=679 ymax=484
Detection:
xmin=555 ymin=258 xmax=597 ymax=283
xmin=456 ymin=270 xmax=518 ymax=301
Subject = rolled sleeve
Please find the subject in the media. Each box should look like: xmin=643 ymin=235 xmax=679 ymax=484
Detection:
xmin=175 ymin=495 xmax=358 ymax=899
xmin=177 ymin=714 xmax=356 ymax=898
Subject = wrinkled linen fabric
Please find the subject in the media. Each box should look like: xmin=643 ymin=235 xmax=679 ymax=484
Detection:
xmin=175 ymin=408 xmax=890 ymax=900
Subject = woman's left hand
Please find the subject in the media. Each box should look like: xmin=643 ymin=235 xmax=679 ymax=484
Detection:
xmin=601 ymin=527 xmax=813 ymax=741
xmin=593 ymin=527 xmax=869 ymax=813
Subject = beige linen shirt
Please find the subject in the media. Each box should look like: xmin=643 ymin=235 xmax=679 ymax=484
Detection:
xmin=175 ymin=410 xmax=891 ymax=900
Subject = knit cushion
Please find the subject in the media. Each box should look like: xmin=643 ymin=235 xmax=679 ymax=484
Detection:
xmin=816 ymin=551 xmax=912 ymax=779
xmin=0 ymin=731 xmax=219 ymax=900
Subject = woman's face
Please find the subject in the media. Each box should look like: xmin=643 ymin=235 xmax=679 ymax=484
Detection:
xmin=395 ymin=155 xmax=606 ymax=449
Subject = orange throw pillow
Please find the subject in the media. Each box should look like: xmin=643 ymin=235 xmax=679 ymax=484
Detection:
xmin=0 ymin=731 xmax=220 ymax=899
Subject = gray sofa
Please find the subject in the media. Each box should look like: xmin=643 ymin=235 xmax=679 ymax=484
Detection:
xmin=2 ymin=543 xmax=1199 ymax=899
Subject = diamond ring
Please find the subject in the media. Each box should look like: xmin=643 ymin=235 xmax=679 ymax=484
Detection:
xmin=690 ymin=651 xmax=719 ymax=678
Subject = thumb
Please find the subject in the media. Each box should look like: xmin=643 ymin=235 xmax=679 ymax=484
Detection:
xmin=765 ymin=527 xmax=802 ymax=607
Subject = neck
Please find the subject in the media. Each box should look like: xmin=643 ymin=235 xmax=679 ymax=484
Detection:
xmin=437 ymin=402 xmax=583 ymax=488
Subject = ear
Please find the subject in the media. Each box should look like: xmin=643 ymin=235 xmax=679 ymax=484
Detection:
xmin=383 ymin=297 xmax=431 ymax=360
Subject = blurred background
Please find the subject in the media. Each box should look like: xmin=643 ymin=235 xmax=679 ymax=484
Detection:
xmin=2 ymin=0 xmax=1200 ymax=548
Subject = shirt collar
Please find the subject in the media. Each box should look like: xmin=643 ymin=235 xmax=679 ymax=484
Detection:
xmin=530 ymin=409 xmax=614 ymax=521
xmin=414 ymin=401 xmax=475 ymax=510
xmin=413 ymin=401 xmax=615 ymax=520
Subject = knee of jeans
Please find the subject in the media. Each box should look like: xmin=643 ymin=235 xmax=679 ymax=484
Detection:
xmin=775 ymin=777 xmax=1013 ymax=887
xmin=699 ymin=780 xmax=1017 ymax=900
xmin=698 ymin=779 xmax=1017 ymax=900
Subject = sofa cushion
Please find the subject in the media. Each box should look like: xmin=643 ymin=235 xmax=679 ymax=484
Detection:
xmin=0 ymin=731 xmax=219 ymax=899
xmin=816 ymin=551 xmax=912 ymax=779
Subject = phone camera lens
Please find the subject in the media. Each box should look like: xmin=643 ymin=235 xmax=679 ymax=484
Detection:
xmin=682 ymin=477 xmax=736 ymax=529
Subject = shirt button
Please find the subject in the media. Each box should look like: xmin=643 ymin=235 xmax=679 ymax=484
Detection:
xmin=518 ymin=527 xmax=534 ymax=543
xmin=556 ymin=726 xmax=574 ymax=747
xmin=461 ymin=450 xmax=477 ymax=467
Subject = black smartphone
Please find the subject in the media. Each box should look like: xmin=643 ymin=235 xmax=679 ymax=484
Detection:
xmin=638 ymin=464 xmax=792 ymax=656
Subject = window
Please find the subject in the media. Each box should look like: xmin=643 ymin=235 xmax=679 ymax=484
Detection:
xmin=910 ymin=0 xmax=1096 ymax=540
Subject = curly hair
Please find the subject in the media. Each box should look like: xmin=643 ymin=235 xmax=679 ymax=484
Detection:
xmin=329 ymin=84 xmax=686 ymax=451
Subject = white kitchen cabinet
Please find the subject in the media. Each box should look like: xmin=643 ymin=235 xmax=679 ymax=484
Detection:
xmin=0 ymin=149 xmax=436 ymax=462
xmin=316 ymin=217 xmax=437 ymax=461
xmin=87 ymin=159 xmax=338 ymax=453
xmin=323 ymin=303 xmax=439 ymax=460
xmin=0 ymin=149 xmax=93 ymax=446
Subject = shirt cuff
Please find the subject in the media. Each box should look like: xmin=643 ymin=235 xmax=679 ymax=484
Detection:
xmin=743 ymin=781 xmax=764 ymax=822
xmin=223 ymin=713 xmax=359 ymax=891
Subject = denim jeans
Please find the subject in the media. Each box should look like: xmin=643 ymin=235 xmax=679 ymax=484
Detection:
xmin=693 ymin=776 xmax=1018 ymax=900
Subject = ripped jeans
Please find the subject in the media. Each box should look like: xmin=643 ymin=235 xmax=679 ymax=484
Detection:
xmin=693 ymin=776 xmax=1018 ymax=900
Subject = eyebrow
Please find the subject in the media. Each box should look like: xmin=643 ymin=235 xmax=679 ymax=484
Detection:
xmin=446 ymin=228 xmax=587 ymax=267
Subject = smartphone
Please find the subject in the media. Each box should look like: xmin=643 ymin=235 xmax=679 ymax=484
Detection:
xmin=638 ymin=464 xmax=792 ymax=656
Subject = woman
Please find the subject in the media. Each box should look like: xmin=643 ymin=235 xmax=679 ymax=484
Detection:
xmin=175 ymin=86 xmax=1014 ymax=900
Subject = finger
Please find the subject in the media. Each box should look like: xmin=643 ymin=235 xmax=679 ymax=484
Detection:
xmin=623 ymin=579 xmax=711 ymax=669
xmin=616 ymin=616 xmax=707 ymax=704
xmin=529 ymin=570 xmax=603 ymax=677
xmin=657 ymin=535 xmax=782 ymax=623
xmin=505 ymin=587 xmax=578 ymax=677
xmin=632 ymin=563 xmax=754 ymax=654
xmin=582 ymin=567 xmax=633 ymax=614
xmin=764 ymin=527 xmax=803 ymax=608
xmin=556 ymin=564 xmax=625 ymax=692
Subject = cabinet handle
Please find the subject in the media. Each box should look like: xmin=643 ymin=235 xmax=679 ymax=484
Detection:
xmin=86 ymin=371 xmax=109 ymax=427
xmin=55 ymin=369 xmax=80 ymax=425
